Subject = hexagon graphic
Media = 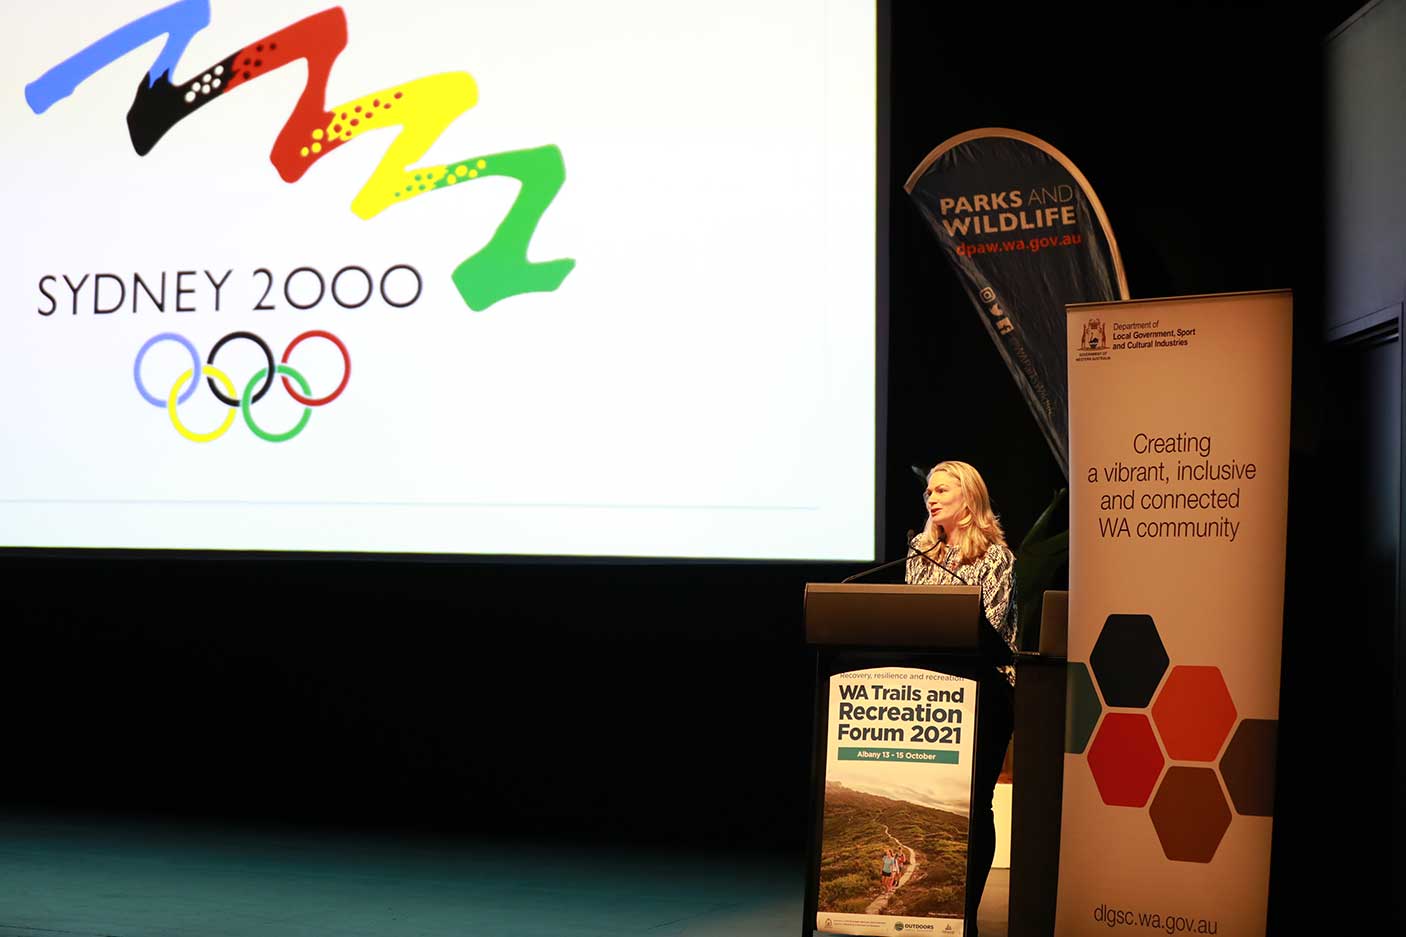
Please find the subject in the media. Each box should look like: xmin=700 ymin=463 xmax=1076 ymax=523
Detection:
xmin=1086 ymin=712 xmax=1164 ymax=807
xmin=1066 ymin=661 xmax=1102 ymax=754
xmin=1219 ymin=718 xmax=1278 ymax=817
xmin=1149 ymin=766 xmax=1232 ymax=862
xmin=1151 ymin=666 xmax=1237 ymax=761
xmin=1090 ymin=614 xmax=1169 ymax=708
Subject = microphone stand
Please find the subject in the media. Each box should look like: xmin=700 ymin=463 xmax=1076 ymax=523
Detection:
xmin=841 ymin=533 xmax=971 ymax=585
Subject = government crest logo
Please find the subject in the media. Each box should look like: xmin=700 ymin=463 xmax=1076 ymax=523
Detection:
xmin=1080 ymin=316 xmax=1107 ymax=350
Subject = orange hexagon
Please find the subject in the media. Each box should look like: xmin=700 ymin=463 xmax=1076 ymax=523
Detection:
xmin=1151 ymin=665 xmax=1237 ymax=762
xmin=1087 ymin=713 xmax=1165 ymax=807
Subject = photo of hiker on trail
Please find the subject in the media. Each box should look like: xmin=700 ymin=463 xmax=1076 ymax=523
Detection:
xmin=815 ymin=667 xmax=978 ymax=933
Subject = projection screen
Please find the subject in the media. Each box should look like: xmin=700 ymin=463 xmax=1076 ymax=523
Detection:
xmin=0 ymin=0 xmax=879 ymax=560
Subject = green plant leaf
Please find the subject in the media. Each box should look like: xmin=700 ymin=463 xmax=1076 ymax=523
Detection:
xmin=1013 ymin=488 xmax=1069 ymax=651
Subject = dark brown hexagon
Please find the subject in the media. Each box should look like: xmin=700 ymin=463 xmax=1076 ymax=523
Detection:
xmin=1148 ymin=766 xmax=1232 ymax=863
xmin=1219 ymin=718 xmax=1277 ymax=816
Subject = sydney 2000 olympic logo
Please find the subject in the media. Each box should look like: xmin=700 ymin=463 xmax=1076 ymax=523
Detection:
xmin=28 ymin=0 xmax=574 ymax=443
xmin=25 ymin=0 xmax=574 ymax=311
xmin=135 ymin=331 xmax=350 ymax=443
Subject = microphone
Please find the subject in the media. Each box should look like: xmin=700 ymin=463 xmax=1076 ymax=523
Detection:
xmin=841 ymin=531 xmax=971 ymax=584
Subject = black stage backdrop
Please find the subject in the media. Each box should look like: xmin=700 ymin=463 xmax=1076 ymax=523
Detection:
xmin=0 ymin=2 xmax=1388 ymax=932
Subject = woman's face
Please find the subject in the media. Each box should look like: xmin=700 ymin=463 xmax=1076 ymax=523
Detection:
xmin=925 ymin=470 xmax=966 ymax=534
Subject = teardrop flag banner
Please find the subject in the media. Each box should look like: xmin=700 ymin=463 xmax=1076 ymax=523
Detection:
xmin=905 ymin=128 xmax=1128 ymax=478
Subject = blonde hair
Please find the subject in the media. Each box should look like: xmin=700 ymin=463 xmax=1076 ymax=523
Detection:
xmin=915 ymin=460 xmax=1006 ymax=564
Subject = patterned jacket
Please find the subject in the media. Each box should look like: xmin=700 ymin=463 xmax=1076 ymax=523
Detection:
xmin=906 ymin=541 xmax=1018 ymax=685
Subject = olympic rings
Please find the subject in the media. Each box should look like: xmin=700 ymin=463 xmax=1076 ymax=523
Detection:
xmin=169 ymin=366 xmax=238 ymax=443
xmin=242 ymin=365 xmax=312 ymax=443
xmin=135 ymin=332 xmax=201 ymax=406
xmin=207 ymin=331 xmax=274 ymax=406
xmin=280 ymin=330 xmax=350 ymax=406
xmin=136 ymin=330 xmax=350 ymax=442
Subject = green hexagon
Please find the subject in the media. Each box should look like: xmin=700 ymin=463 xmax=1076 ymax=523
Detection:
xmin=1066 ymin=661 xmax=1102 ymax=754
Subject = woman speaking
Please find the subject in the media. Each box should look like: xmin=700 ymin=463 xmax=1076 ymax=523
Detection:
xmin=906 ymin=460 xmax=1017 ymax=937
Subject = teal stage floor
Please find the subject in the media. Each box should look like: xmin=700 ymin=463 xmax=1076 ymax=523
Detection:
xmin=0 ymin=812 xmax=1010 ymax=936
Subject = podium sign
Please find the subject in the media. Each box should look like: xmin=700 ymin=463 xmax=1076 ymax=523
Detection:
xmin=1056 ymin=291 xmax=1291 ymax=937
xmin=814 ymin=666 xmax=978 ymax=937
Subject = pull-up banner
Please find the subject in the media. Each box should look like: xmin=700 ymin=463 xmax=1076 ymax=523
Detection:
xmin=905 ymin=128 xmax=1128 ymax=478
xmin=1058 ymin=291 xmax=1292 ymax=937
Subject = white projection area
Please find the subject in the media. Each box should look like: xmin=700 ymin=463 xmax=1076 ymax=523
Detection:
xmin=0 ymin=0 xmax=877 ymax=559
